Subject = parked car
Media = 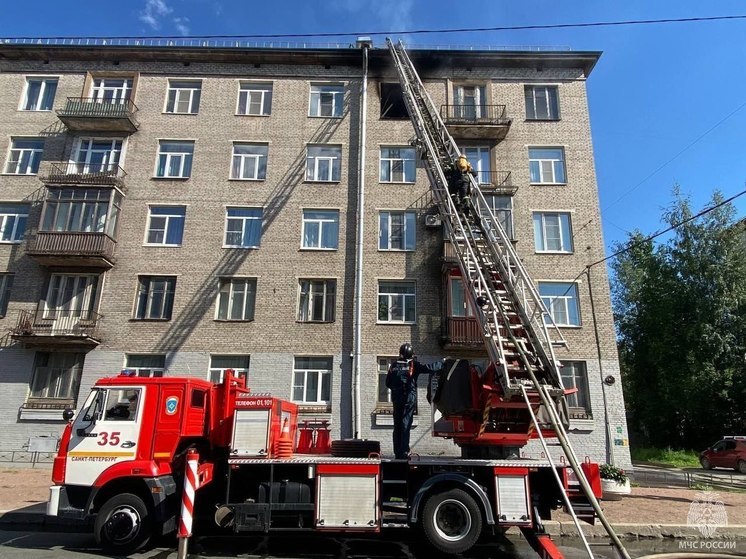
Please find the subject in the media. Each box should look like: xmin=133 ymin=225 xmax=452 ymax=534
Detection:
xmin=700 ymin=436 xmax=746 ymax=473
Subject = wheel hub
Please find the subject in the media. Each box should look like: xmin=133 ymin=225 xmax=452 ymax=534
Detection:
xmin=434 ymin=499 xmax=471 ymax=542
xmin=104 ymin=506 xmax=141 ymax=544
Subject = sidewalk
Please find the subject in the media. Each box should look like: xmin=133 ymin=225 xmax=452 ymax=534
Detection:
xmin=1 ymin=467 xmax=745 ymax=539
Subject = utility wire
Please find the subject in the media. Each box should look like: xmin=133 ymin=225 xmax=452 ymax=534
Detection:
xmin=6 ymin=14 xmax=746 ymax=41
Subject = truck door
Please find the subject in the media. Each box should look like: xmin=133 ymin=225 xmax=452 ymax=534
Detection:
xmin=65 ymin=386 xmax=144 ymax=486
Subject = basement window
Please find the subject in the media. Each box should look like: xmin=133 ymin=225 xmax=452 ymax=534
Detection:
xmin=380 ymin=83 xmax=409 ymax=119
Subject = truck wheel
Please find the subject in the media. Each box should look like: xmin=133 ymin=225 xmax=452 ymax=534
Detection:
xmin=422 ymin=488 xmax=482 ymax=554
xmin=94 ymin=493 xmax=152 ymax=554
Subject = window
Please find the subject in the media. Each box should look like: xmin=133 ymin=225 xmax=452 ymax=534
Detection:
xmin=91 ymin=78 xmax=133 ymax=103
xmin=104 ymin=388 xmax=141 ymax=421
xmin=379 ymin=211 xmax=415 ymax=251
xmin=29 ymin=352 xmax=84 ymax=400
xmin=146 ymin=206 xmax=186 ymax=246
xmin=306 ymin=145 xmax=341 ymax=182
xmin=224 ymin=207 xmax=262 ymax=248
xmin=166 ymin=80 xmax=201 ymax=114
xmin=125 ymin=355 xmax=166 ymax=377
xmin=298 ymin=279 xmax=336 ymax=322
xmin=380 ymin=147 xmax=416 ymax=183
xmin=561 ymin=361 xmax=591 ymax=418
xmin=482 ymin=195 xmax=513 ymax=240
xmin=460 ymin=146 xmax=491 ymax=184
xmin=209 ymin=355 xmax=250 ymax=384
xmin=377 ymin=357 xmax=395 ymax=405
xmin=0 ymin=203 xmax=29 ymax=243
xmin=74 ymin=139 xmax=122 ymax=174
xmin=231 ymin=143 xmax=268 ymax=180
xmin=135 ymin=276 xmax=176 ymax=320
xmin=453 ymin=85 xmax=487 ymax=119
xmin=156 ymin=141 xmax=194 ymax=178
xmin=309 ymin=84 xmax=343 ymax=117
xmin=43 ymin=274 xmax=99 ymax=319
xmin=529 ymin=147 xmax=566 ymax=184
xmin=41 ymin=188 xmax=121 ymax=237
xmin=216 ymin=277 xmax=256 ymax=321
xmin=237 ymin=82 xmax=272 ymax=116
xmin=449 ymin=277 xmax=473 ymax=318
xmin=380 ymin=83 xmax=408 ymax=119
xmin=525 ymin=85 xmax=560 ymax=120
xmin=539 ymin=282 xmax=580 ymax=327
xmin=22 ymin=77 xmax=58 ymax=111
xmin=5 ymin=138 xmax=44 ymax=175
xmin=378 ymin=281 xmax=415 ymax=323
xmin=534 ymin=212 xmax=573 ymax=253
xmin=0 ymin=274 xmax=13 ymax=317
xmin=292 ymin=356 xmax=332 ymax=404
xmin=302 ymin=210 xmax=339 ymax=250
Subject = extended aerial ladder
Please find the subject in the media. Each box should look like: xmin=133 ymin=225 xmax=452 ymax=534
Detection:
xmin=387 ymin=39 xmax=631 ymax=559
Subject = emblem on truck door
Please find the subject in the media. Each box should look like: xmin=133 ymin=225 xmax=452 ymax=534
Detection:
xmin=165 ymin=396 xmax=179 ymax=415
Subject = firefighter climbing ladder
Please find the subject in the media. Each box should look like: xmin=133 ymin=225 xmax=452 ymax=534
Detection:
xmin=387 ymin=39 xmax=631 ymax=559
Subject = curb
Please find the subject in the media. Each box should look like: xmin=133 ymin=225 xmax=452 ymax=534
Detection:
xmin=0 ymin=508 xmax=90 ymax=532
xmin=543 ymin=521 xmax=746 ymax=539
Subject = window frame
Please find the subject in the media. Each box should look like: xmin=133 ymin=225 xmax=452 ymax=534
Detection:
xmin=459 ymin=146 xmax=491 ymax=184
xmin=215 ymin=277 xmax=257 ymax=322
xmin=529 ymin=147 xmax=566 ymax=185
xmin=301 ymin=209 xmax=339 ymax=250
xmin=133 ymin=275 xmax=177 ymax=321
xmin=0 ymin=203 xmax=30 ymax=243
xmin=292 ymin=356 xmax=332 ymax=405
xmin=29 ymin=351 xmax=84 ymax=401
xmin=525 ymin=85 xmax=560 ymax=121
xmin=560 ymin=361 xmax=592 ymax=419
xmin=297 ymin=279 xmax=336 ymax=323
xmin=145 ymin=205 xmax=186 ymax=247
xmin=308 ymin=84 xmax=344 ymax=118
xmin=448 ymin=276 xmax=474 ymax=318
xmin=209 ymin=355 xmax=250 ymax=384
xmin=305 ymin=145 xmax=341 ymax=182
xmin=379 ymin=147 xmax=416 ymax=184
xmin=481 ymin=195 xmax=514 ymax=240
xmin=4 ymin=138 xmax=44 ymax=175
xmin=376 ymin=356 xmax=396 ymax=406
xmin=73 ymin=138 xmax=124 ymax=174
xmin=165 ymin=79 xmax=202 ymax=115
xmin=125 ymin=354 xmax=166 ymax=378
xmin=0 ymin=273 xmax=13 ymax=317
xmin=539 ymin=281 xmax=581 ymax=327
xmin=223 ymin=207 xmax=262 ymax=248
xmin=90 ymin=77 xmax=133 ymax=104
xmin=378 ymin=210 xmax=416 ymax=251
xmin=377 ymin=280 xmax=416 ymax=324
xmin=155 ymin=140 xmax=195 ymax=179
xmin=236 ymin=81 xmax=273 ymax=116
xmin=230 ymin=143 xmax=268 ymax=181
xmin=533 ymin=211 xmax=574 ymax=253
xmin=20 ymin=76 xmax=59 ymax=111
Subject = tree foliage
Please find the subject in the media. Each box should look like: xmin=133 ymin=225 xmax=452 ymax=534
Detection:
xmin=611 ymin=188 xmax=746 ymax=449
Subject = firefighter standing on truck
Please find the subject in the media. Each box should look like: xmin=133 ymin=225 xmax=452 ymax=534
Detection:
xmin=386 ymin=343 xmax=443 ymax=459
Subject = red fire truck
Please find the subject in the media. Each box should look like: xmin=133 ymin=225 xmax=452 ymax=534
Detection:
xmin=47 ymin=370 xmax=602 ymax=558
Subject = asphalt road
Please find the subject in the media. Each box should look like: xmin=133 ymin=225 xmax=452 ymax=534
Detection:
xmin=0 ymin=530 xmax=734 ymax=559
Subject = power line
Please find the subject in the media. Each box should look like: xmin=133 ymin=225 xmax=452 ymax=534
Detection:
xmin=6 ymin=14 xmax=746 ymax=41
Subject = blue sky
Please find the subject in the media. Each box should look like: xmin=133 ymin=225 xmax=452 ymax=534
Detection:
xmin=2 ymin=0 xmax=745 ymax=252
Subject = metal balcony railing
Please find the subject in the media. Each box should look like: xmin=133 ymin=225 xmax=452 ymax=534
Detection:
xmin=57 ymin=97 xmax=139 ymax=132
xmin=13 ymin=309 xmax=102 ymax=340
xmin=27 ymin=231 xmax=116 ymax=265
xmin=40 ymin=162 xmax=126 ymax=189
xmin=475 ymin=170 xmax=512 ymax=189
xmin=440 ymin=104 xmax=509 ymax=124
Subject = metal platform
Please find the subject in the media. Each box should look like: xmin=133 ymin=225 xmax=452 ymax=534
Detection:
xmin=227 ymin=453 xmax=555 ymax=468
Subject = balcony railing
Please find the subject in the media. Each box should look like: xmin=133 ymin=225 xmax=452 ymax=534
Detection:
xmin=40 ymin=162 xmax=127 ymax=190
xmin=27 ymin=231 xmax=116 ymax=268
xmin=476 ymin=171 xmax=514 ymax=191
xmin=57 ymin=97 xmax=139 ymax=132
xmin=443 ymin=317 xmax=484 ymax=346
xmin=440 ymin=104 xmax=512 ymax=140
xmin=12 ymin=309 xmax=102 ymax=344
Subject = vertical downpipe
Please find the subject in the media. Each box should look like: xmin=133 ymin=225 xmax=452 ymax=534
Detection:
xmin=352 ymin=38 xmax=371 ymax=438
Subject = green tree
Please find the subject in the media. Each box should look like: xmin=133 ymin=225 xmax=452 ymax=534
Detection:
xmin=612 ymin=188 xmax=746 ymax=449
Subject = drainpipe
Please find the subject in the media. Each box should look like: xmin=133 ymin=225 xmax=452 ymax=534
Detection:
xmin=352 ymin=37 xmax=372 ymax=439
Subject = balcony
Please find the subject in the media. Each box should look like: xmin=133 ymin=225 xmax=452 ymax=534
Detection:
xmin=476 ymin=171 xmax=517 ymax=195
xmin=40 ymin=162 xmax=127 ymax=192
xmin=442 ymin=317 xmax=485 ymax=349
xmin=27 ymin=231 xmax=116 ymax=268
xmin=440 ymin=104 xmax=511 ymax=141
xmin=57 ymin=97 xmax=139 ymax=133
xmin=12 ymin=309 xmax=102 ymax=347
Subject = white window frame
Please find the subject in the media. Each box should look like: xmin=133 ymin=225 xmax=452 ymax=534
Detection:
xmin=73 ymin=138 xmax=124 ymax=174
xmin=4 ymin=138 xmax=44 ymax=175
xmin=292 ymin=357 xmax=332 ymax=404
xmin=525 ymin=85 xmax=560 ymax=120
xmin=134 ymin=276 xmax=176 ymax=320
xmin=209 ymin=355 xmax=250 ymax=384
xmin=230 ymin=143 xmax=268 ymax=180
xmin=301 ymin=209 xmax=339 ymax=250
xmin=453 ymin=84 xmax=487 ymax=119
xmin=533 ymin=211 xmax=574 ymax=253
xmin=215 ymin=277 xmax=257 ymax=321
xmin=237 ymin=82 xmax=272 ymax=116
xmin=561 ymin=361 xmax=591 ymax=417
xmin=21 ymin=76 xmax=58 ymax=111
xmin=376 ymin=356 xmax=395 ymax=406
xmin=306 ymin=145 xmax=341 ymax=182
xmin=540 ymin=281 xmax=581 ymax=327
xmin=0 ymin=204 xmax=29 ymax=243
xmin=378 ymin=211 xmax=416 ymax=251
xmin=309 ymin=84 xmax=344 ymax=118
xmin=224 ymin=207 xmax=262 ymax=248
xmin=459 ymin=146 xmax=491 ymax=184
xmin=529 ymin=147 xmax=566 ymax=184
xmin=125 ymin=354 xmax=166 ymax=378
xmin=449 ymin=276 xmax=474 ymax=318
xmin=482 ymin=195 xmax=513 ymax=240
xmin=165 ymin=80 xmax=202 ymax=114
xmin=379 ymin=147 xmax=416 ymax=183
xmin=0 ymin=273 xmax=13 ymax=317
xmin=43 ymin=273 xmax=99 ymax=319
xmin=377 ymin=280 xmax=416 ymax=324
xmin=145 ymin=205 xmax=186 ymax=247
xmin=155 ymin=140 xmax=194 ymax=179
xmin=297 ymin=279 xmax=336 ymax=323
xmin=90 ymin=77 xmax=133 ymax=104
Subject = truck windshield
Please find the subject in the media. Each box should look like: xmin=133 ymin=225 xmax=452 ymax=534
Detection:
xmin=82 ymin=389 xmax=105 ymax=422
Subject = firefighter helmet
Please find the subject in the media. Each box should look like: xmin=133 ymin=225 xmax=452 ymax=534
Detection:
xmin=456 ymin=156 xmax=468 ymax=171
xmin=399 ymin=343 xmax=414 ymax=360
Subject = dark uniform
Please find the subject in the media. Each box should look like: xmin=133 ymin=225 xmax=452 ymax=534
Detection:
xmin=386 ymin=344 xmax=443 ymax=459
xmin=445 ymin=157 xmax=478 ymax=214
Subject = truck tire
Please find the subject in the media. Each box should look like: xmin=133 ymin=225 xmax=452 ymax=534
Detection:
xmin=421 ymin=488 xmax=482 ymax=554
xmin=94 ymin=493 xmax=152 ymax=554
xmin=330 ymin=439 xmax=380 ymax=458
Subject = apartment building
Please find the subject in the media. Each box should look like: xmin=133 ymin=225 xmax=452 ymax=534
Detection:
xmin=0 ymin=39 xmax=631 ymax=468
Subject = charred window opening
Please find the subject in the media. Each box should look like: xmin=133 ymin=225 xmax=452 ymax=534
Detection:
xmin=380 ymin=83 xmax=409 ymax=119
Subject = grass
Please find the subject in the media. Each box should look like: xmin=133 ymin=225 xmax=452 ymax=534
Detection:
xmin=631 ymin=446 xmax=701 ymax=468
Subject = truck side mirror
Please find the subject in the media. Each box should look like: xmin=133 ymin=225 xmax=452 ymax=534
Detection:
xmin=62 ymin=408 xmax=75 ymax=422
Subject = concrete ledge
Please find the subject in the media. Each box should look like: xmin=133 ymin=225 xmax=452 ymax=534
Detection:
xmin=0 ymin=504 xmax=90 ymax=532
xmin=543 ymin=520 xmax=746 ymax=539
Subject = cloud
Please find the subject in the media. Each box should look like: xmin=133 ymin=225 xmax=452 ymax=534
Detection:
xmin=328 ymin=0 xmax=415 ymax=40
xmin=174 ymin=16 xmax=190 ymax=36
xmin=139 ymin=0 xmax=173 ymax=30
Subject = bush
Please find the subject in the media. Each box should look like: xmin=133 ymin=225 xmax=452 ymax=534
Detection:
xmin=599 ymin=463 xmax=628 ymax=484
